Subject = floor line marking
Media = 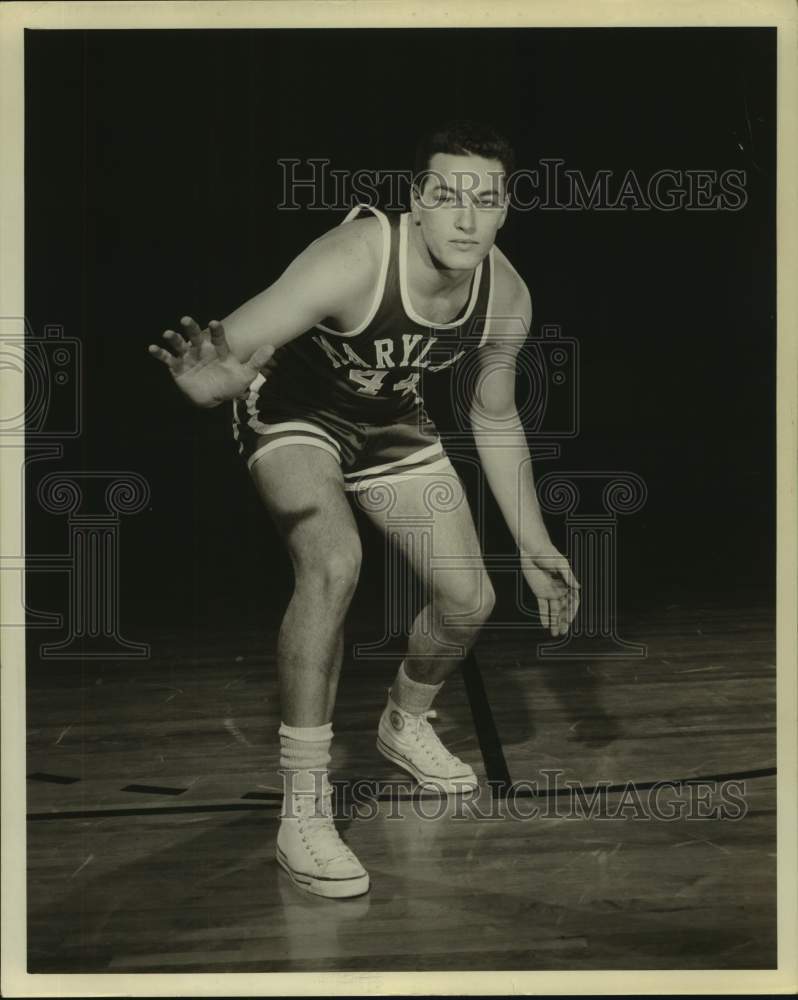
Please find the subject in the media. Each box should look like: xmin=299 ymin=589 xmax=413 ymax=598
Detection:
xmin=25 ymin=765 xmax=777 ymax=823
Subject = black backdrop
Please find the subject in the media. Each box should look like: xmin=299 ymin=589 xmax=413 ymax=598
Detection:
xmin=25 ymin=28 xmax=776 ymax=635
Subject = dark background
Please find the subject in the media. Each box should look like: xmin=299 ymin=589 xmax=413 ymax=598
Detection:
xmin=24 ymin=28 xmax=776 ymax=637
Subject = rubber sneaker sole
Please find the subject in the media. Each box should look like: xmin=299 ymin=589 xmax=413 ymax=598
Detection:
xmin=376 ymin=735 xmax=479 ymax=795
xmin=276 ymin=845 xmax=370 ymax=899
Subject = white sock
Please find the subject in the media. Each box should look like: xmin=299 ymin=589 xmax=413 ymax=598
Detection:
xmin=390 ymin=661 xmax=443 ymax=716
xmin=278 ymin=721 xmax=333 ymax=803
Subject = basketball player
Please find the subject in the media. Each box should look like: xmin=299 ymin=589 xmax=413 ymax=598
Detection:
xmin=149 ymin=122 xmax=579 ymax=899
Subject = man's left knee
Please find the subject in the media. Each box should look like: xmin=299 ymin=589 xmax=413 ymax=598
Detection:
xmin=435 ymin=572 xmax=495 ymax=624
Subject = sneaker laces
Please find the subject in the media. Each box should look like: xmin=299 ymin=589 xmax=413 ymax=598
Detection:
xmin=296 ymin=791 xmax=357 ymax=866
xmin=406 ymin=710 xmax=465 ymax=769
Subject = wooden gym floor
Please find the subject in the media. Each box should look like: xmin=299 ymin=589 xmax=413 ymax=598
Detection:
xmin=26 ymin=596 xmax=776 ymax=972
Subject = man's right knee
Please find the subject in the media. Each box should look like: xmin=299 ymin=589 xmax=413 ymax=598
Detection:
xmin=295 ymin=544 xmax=362 ymax=605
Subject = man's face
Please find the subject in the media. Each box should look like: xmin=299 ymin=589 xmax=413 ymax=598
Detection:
xmin=412 ymin=152 xmax=508 ymax=270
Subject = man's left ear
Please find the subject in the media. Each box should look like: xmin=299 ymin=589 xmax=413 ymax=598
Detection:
xmin=410 ymin=182 xmax=425 ymax=226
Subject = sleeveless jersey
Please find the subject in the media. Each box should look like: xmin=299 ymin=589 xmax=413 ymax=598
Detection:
xmin=258 ymin=205 xmax=496 ymax=422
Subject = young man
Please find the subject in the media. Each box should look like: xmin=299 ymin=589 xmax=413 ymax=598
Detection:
xmin=149 ymin=121 xmax=579 ymax=899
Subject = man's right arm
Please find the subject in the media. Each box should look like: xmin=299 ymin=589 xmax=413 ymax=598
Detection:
xmin=149 ymin=220 xmax=379 ymax=407
xmin=221 ymin=222 xmax=378 ymax=362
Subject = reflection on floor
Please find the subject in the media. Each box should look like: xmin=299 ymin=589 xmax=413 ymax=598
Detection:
xmin=26 ymin=600 xmax=776 ymax=972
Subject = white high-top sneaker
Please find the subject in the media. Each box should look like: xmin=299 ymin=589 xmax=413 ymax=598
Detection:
xmin=276 ymin=781 xmax=370 ymax=899
xmin=377 ymin=696 xmax=479 ymax=794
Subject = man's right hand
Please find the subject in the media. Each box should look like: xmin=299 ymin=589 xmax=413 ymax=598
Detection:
xmin=148 ymin=316 xmax=275 ymax=408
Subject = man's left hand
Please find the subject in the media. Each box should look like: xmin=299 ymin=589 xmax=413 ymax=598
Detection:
xmin=521 ymin=546 xmax=580 ymax=637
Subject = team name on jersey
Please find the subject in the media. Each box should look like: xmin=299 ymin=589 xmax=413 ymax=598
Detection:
xmin=312 ymin=332 xmax=465 ymax=374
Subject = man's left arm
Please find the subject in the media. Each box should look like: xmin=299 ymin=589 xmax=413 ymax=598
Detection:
xmin=469 ymin=283 xmax=580 ymax=636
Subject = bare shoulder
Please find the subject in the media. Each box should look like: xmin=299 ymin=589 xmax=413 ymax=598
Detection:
xmin=491 ymin=244 xmax=532 ymax=317
xmin=270 ymin=212 xmax=385 ymax=326
xmin=304 ymin=214 xmax=383 ymax=281
xmin=483 ymin=245 xmax=532 ymax=350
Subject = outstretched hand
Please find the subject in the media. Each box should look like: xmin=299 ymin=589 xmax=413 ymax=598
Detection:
xmin=148 ymin=316 xmax=275 ymax=408
xmin=521 ymin=545 xmax=580 ymax=637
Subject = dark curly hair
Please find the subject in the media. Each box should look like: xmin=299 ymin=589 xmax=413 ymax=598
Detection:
xmin=413 ymin=120 xmax=515 ymax=191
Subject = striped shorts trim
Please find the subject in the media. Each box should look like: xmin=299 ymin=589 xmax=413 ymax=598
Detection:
xmin=342 ymin=443 xmax=450 ymax=492
xmin=245 ymin=421 xmax=341 ymax=472
xmin=344 ymin=456 xmax=454 ymax=492
xmin=239 ymin=419 xmax=451 ymax=492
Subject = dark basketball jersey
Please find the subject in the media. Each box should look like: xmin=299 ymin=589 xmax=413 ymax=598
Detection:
xmin=255 ymin=204 xmax=496 ymax=423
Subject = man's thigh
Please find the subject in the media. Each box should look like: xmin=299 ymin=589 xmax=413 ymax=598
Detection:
xmin=249 ymin=441 xmax=361 ymax=564
xmin=353 ymin=463 xmax=492 ymax=614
